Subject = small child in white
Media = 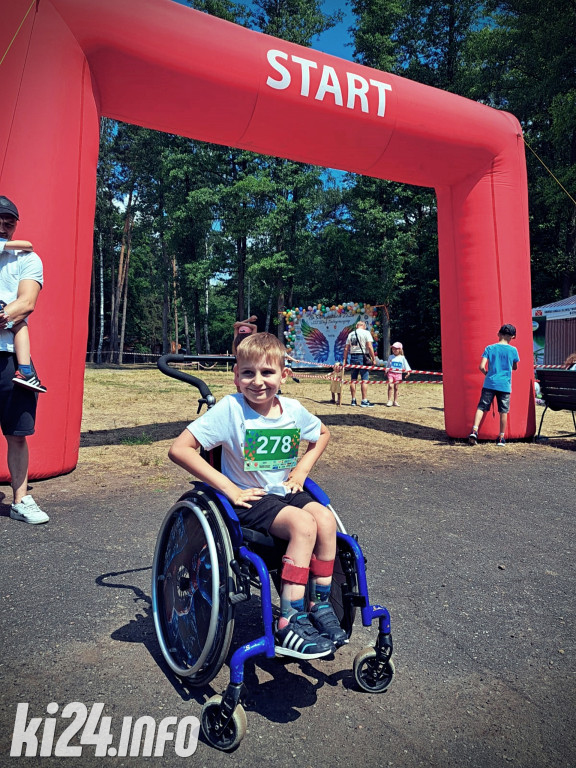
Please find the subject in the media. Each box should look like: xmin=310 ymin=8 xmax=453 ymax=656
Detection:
xmin=386 ymin=342 xmax=411 ymax=406
xmin=0 ymin=238 xmax=46 ymax=393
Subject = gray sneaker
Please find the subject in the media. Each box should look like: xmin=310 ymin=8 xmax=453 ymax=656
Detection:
xmin=309 ymin=602 xmax=349 ymax=648
xmin=10 ymin=495 xmax=49 ymax=525
xmin=275 ymin=612 xmax=335 ymax=659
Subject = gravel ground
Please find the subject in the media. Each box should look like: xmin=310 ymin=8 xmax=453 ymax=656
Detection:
xmin=1 ymin=440 xmax=574 ymax=767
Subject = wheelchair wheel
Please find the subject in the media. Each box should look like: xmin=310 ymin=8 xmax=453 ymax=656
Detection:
xmin=353 ymin=648 xmax=395 ymax=693
xmin=201 ymin=695 xmax=247 ymax=752
xmin=152 ymin=490 xmax=235 ymax=686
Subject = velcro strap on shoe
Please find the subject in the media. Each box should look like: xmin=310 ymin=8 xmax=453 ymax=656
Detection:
xmin=309 ymin=554 xmax=335 ymax=577
xmin=281 ymin=557 xmax=310 ymax=585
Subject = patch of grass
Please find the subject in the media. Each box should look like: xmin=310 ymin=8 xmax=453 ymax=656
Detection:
xmin=119 ymin=432 xmax=154 ymax=446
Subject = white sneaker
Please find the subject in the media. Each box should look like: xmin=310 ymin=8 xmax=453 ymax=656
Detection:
xmin=10 ymin=495 xmax=49 ymax=525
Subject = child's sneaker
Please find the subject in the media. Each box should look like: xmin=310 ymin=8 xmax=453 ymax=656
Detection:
xmin=10 ymin=495 xmax=49 ymax=524
xmin=350 ymin=399 xmax=358 ymax=406
xmin=12 ymin=369 xmax=47 ymax=393
xmin=386 ymin=400 xmax=393 ymax=407
xmin=275 ymin=612 xmax=335 ymax=659
xmin=496 ymin=436 xmax=506 ymax=447
xmin=468 ymin=431 xmax=478 ymax=445
xmin=309 ymin=602 xmax=349 ymax=648
xmin=360 ymin=400 xmax=375 ymax=407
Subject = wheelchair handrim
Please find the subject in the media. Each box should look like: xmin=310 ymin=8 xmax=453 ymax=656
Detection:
xmin=151 ymin=500 xmax=221 ymax=677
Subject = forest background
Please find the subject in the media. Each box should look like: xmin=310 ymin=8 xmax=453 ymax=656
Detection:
xmin=90 ymin=0 xmax=576 ymax=369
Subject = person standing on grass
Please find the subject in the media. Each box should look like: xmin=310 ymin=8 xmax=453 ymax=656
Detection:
xmin=386 ymin=342 xmax=411 ymax=407
xmin=468 ymin=324 xmax=519 ymax=447
xmin=0 ymin=196 xmax=48 ymax=524
xmin=343 ymin=320 xmax=376 ymax=407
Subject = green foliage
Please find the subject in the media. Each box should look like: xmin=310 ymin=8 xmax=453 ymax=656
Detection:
xmin=90 ymin=0 xmax=575 ymax=369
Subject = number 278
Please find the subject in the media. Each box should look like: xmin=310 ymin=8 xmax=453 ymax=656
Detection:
xmin=256 ymin=435 xmax=293 ymax=454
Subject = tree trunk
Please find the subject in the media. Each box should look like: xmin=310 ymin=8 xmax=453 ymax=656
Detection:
xmin=118 ymin=244 xmax=131 ymax=365
xmin=276 ymin=275 xmax=285 ymax=341
xmin=204 ymin=278 xmax=211 ymax=353
xmin=183 ymin=311 xmax=190 ymax=355
xmin=236 ymin=235 xmax=246 ymax=319
xmin=160 ymin=237 xmax=170 ymax=354
xmin=192 ymin=289 xmax=202 ymax=354
xmin=110 ymin=188 xmax=133 ymax=361
xmin=89 ymin=242 xmax=96 ymax=363
xmin=97 ymin=230 xmax=105 ymax=364
xmin=265 ymin=285 xmax=274 ymax=332
xmin=172 ymin=254 xmax=179 ymax=352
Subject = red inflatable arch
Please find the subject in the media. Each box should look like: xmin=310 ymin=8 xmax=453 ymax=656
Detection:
xmin=1 ymin=0 xmax=535 ymax=480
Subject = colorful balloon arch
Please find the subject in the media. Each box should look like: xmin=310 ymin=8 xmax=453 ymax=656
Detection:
xmin=0 ymin=0 xmax=535 ymax=480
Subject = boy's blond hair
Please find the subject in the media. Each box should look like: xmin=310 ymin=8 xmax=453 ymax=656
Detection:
xmin=235 ymin=332 xmax=287 ymax=369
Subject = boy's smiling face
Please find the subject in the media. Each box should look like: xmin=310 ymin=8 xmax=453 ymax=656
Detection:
xmin=234 ymin=356 xmax=288 ymax=414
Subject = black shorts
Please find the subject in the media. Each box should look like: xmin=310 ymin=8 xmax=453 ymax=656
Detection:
xmin=233 ymin=490 xmax=316 ymax=535
xmin=0 ymin=353 xmax=37 ymax=436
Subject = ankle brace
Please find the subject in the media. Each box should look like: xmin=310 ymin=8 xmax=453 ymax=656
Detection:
xmin=309 ymin=554 xmax=335 ymax=578
xmin=281 ymin=556 xmax=310 ymax=585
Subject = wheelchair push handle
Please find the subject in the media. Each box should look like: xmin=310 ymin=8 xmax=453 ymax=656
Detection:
xmin=157 ymin=354 xmax=216 ymax=412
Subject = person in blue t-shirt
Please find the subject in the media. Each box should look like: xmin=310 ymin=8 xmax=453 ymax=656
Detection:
xmin=468 ymin=324 xmax=520 ymax=447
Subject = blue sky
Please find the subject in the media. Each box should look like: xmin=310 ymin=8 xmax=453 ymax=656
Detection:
xmin=313 ymin=0 xmax=355 ymax=60
xmin=171 ymin=1 xmax=356 ymax=61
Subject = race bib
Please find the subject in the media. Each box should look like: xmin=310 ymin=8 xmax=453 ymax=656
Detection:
xmin=243 ymin=428 xmax=301 ymax=471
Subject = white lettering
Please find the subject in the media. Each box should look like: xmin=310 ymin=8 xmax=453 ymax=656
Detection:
xmin=369 ymin=78 xmax=392 ymax=117
xmin=291 ymin=55 xmax=318 ymax=97
xmin=266 ymin=49 xmax=291 ymax=90
xmin=174 ymin=717 xmax=200 ymax=758
xmin=130 ymin=716 xmax=156 ymax=757
xmin=347 ymin=73 xmax=370 ymax=113
xmin=315 ymin=65 xmax=343 ymax=106
xmin=266 ymin=49 xmax=392 ymax=118
xmin=10 ymin=704 xmax=41 ymax=757
xmin=154 ymin=717 xmax=177 ymax=756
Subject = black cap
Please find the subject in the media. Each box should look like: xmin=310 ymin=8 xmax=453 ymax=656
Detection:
xmin=499 ymin=323 xmax=516 ymax=337
xmin=0 ymin=196 xmax=19 ymax=220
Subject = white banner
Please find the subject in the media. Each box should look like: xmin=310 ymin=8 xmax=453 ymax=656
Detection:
xmin=290 ymin=311 xmax=376 ymax=367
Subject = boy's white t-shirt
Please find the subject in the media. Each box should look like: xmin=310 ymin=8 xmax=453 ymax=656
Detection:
xmin=187 ymin=392 xmax=322 ymax=497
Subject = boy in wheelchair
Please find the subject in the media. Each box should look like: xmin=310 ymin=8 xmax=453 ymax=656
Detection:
xmin=168 ymin=332 xmax=348 ymax=660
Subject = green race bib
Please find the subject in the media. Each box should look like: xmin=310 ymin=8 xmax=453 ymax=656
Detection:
xmin=243 ymin=428 xmax=301 ymax=471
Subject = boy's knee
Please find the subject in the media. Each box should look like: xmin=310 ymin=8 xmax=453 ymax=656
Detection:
xmin=309 ymin=503 xmax=336 ymax=534
xmin=288 ymin=507 xmax=317 ymax=539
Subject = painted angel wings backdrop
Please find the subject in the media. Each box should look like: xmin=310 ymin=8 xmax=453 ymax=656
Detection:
xmin=288 ymin=313 xmax=376 ymax=366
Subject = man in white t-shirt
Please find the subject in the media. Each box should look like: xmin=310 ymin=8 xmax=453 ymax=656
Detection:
xmin=343 ymin=321 xmax=376 ymax=407
xmin=0 ymin=196 xmax=48 ymax=524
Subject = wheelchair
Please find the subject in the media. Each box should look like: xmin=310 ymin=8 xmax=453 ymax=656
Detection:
xmin=152 ymin=355 xmax=394 ymax=751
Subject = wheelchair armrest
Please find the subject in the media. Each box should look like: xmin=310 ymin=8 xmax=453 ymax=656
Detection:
xmin=304 ymin=477 xmax=331 ymax=506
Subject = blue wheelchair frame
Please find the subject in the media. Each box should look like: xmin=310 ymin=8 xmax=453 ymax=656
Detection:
xmin=152 ymin=355 xmax=394 ymax=750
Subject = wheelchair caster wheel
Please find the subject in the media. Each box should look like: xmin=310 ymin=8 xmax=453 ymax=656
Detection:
xmin=201 ymin=694 xmax=247 ymax=751
xmin=353 ymin=648 xmax=395 ymax=693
